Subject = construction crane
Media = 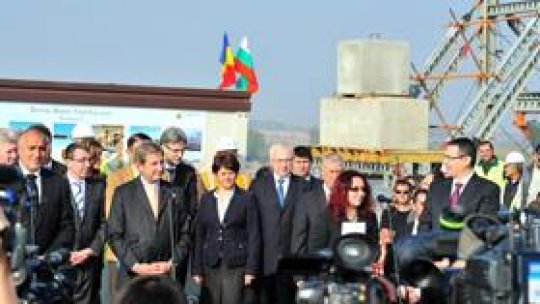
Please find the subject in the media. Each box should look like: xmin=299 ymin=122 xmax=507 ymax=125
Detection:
xmin=312 ymin=1 xmax=540 ymax=180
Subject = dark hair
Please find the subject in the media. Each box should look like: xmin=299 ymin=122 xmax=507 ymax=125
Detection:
xmin=329 ymin=170 xmax=374 ymax=220
xmin=293 ymin=145 xmax=313 ymax=162
xmin=448 ymin=137 xmax=476 ymax=167
xmin=212 ymin=151 xmax=240 ymax=174
xmin=127 ymin=133 xmax=152 ymax=149
xmin=26 ymin=124 xmax=52 ymax=140
xmin=115 ymin=275 xmax=187 ymax=304
xmin=86 ymin=138 xmax=102 ymax=149
xmin=64 ymin=142 xmax=89 ymax=160
xmin=394 ymin=179 xmax=412 ymax=192
xmin=477 ymin=140 xmax=494 ymax=150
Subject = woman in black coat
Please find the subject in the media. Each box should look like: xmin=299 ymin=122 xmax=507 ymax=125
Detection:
xmin=192 ymin=152 xmax=260 ymax=304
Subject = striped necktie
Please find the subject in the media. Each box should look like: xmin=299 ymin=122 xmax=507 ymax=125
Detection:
xmin=72 ymin=181 xmax=85 ymax=218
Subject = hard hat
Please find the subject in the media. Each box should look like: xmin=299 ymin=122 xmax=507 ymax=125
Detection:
xmin=72 ymin=123 xmax=95 ymax=139
xmin=505 ymin=151 xmax=525 ymax=164
xmin=216 ymin=137 xmax=237 ymax=151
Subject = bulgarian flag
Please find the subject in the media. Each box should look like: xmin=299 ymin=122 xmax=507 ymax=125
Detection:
xmin=235 ymin=37 xmax=259 ymax=94
xmin=219 ymin=32 xmax=237 ymax=89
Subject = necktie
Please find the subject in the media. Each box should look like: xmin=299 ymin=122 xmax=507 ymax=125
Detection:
xmin=25 ymin=174 xmax=39 ymax=205
xmin=449 ymin=182 xmax=463 ymax=209
xmin=72 ymin=181 xmax=85 ymax=218
xmin=166 ymin=167 xmax=176 ymax=183
xmin=277 ymin=178 xmax=285 ymax=207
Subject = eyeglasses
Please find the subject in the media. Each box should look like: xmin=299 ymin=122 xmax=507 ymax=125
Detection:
xmin=443 ymin=154 xmax=467 ymax=160
xmin=348 ymin=186 xmax=364 ymax=192
xmin=395 ymin=190 xmax=409 ymax=194
xmin=272 ymin=158 xmax=292 ymax=163
xmin=71 ymin=158 xmax=92 ymax=164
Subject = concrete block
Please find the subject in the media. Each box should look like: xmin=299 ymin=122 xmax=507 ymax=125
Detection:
xmin=319 ymin=96 xmax=428 ymax=150
xmin=337 ymin=39 xmax=410 ymax=96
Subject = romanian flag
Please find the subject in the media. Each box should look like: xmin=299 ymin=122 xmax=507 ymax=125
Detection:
xmin=219 ymin=33 xmax=237 ymax=89
xmin=235 ymin=37 xmax=259 ymax=94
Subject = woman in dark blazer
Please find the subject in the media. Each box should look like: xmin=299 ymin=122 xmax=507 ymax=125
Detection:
xmin=192 ymin=152 xmax=260 ymax=304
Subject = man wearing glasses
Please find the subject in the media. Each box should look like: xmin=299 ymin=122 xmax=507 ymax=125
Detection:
xmin=394 ymin=137 xmax=500 ymax=302
xmin=160 ymin=127 xmax=198 ymax=220
xmin=249 ymin=144 xmax=307 ymax=304
xmin=425 ymin=137 xmax=500 ymax=229
xmin=65 ymin=143 xmax=106 ymax=304
xmin=397 ymin=138 xmax=500 ymax=266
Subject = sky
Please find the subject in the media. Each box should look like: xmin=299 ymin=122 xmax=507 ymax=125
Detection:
xmin=0 ymin=1 xmax=479 ymax=127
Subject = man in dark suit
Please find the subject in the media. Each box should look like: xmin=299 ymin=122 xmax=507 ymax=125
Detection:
xmin=292 ymin=145 xmax=322 ymax=191
xmin=397 ymin=137 xmax=500 ymax=270
xmin=292 ymin=153 xmax=343 ymax=254
xmin=249 ymin=143 xmax=306 ymax=304
xmin=425 ymin=137 xmax=500 ymax=229
xmin=107 ymin=142 xmax=190 ymax=288
xmin=64 ymin=143 xmax=106 ymax=304
xmin=394 ymin=138 xmax=500 ymax=302
xmin=16 ymin=128 xmax=74 ymax=254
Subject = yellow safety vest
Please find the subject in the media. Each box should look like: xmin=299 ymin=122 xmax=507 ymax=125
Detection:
xmin=475 ymin=159 xmax=505 ymax=191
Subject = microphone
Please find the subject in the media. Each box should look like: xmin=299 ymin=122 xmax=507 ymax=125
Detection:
xmin=10 ymin=222 xmax=28 ymax=286
xmin=43 ymin=248 xmax=71 ymax=266
xmin=0 ymin=188 xmax=18 ymax=206
xmin=376 ymin=194 xmax=392 ymax=209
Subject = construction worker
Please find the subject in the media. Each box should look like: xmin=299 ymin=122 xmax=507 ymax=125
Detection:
xmin=475 ymin=140 xmax=505 ymax=190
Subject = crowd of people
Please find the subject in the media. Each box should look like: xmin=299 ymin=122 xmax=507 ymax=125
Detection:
xmin=0 ymin=123 xmax=539 ymax=304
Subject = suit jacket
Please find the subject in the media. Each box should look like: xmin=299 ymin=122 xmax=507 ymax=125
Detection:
xmin=303 ymin=176 xmax=323 ymax=192
xmin=72 ymin=178 xmax=106 ymax=256
xmin=105 ymin=165 xmax=136 ymax=218
xmin=18 ymin=167 xmax=75 ymax=254
xmin=424 ymin=173 xmax=500 ymax=231
xmin=249 ymin=172 xmax=306 ymax=275
xmin=51 ymin=159 xmax=68 ymax=177
xmin=291 ymin=185 xmax=334 ymax=254
xmin=104 ymin=165 xmax=136 ymax=262
xmin=169 ymin=162 xmax=198 ymax=220
xmin=192 ymin=188 xmax=260 ymax=276
xmin=107 ymin=177 xmax=190 ymax=283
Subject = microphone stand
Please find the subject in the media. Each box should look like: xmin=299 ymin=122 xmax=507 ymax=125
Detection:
xmin=380 ymin=201 xmax=403 ymax=304
xmin=167 ymin=187 xmax=178 ymax=281
xmin=25 ymin=178 xmax=38 ymax=250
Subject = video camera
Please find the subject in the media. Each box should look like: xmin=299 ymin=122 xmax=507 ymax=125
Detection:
xmin=0 ymin=165 xmax=74 ymax=304
xmin=450 ymin=209 xmax=540 ymax=304
xmin=278 ymin=233 xmax=386 ymax=303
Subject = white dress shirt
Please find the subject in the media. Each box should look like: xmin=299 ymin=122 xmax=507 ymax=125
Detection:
xmin=214 ymin=189 xmax=234 ymax=223
xmin=274 ymin=173 xmax=290 ymax=199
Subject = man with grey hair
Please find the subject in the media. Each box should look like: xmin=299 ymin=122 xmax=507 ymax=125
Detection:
xmin=249 ymin=143 xmax=307 ymax=304
xmin=108 ymin=142 xmax=190 ymax=287
xmin=160 ymin=127 xmax=197 ymax=218
xmin=0 ymin=128 xmax=17 ymax=166
xmin=292 ymin=153 xmax=344 ymax=254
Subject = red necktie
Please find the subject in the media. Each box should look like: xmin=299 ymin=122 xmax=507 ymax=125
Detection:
xmin=449 ymin=183 xmax=463 ymax=209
